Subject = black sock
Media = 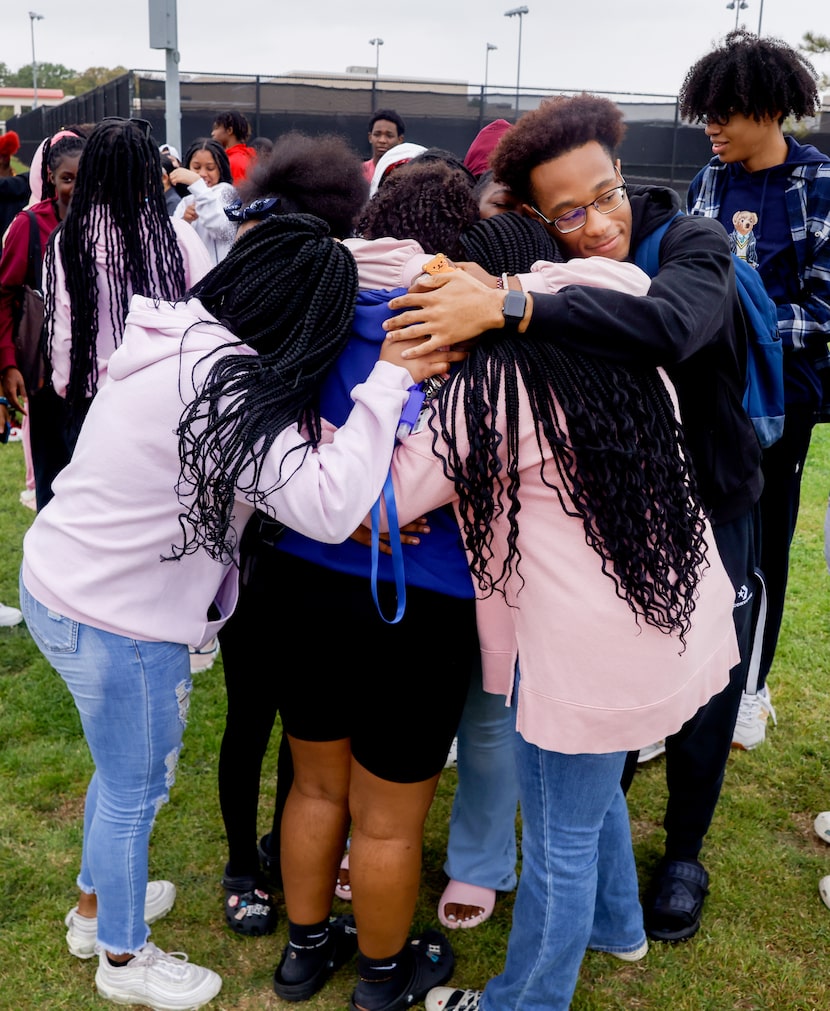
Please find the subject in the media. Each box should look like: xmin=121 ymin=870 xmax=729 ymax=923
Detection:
xmin=279 ymin=918 xmax=331 ymax=984
xmin=354 ymin=946 xmax=412 ymax=1010
xmin=106 ymin=954 xmax=135 ymax=968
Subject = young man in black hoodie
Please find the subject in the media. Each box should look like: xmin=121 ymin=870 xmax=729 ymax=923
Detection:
xmin=384 ymin=94 xmax=763 ymax=978
xmin=680 ymin=31 xmax=830 ymax=750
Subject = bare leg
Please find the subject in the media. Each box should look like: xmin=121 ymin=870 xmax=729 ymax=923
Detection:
xmin=280 ymin=736 xmax=351 ymax=925
xmin=348 ymin=760 xmax=441 ymax=959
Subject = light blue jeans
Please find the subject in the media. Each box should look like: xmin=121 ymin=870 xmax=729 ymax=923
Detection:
xmin=20 ymin=577 xmax=192 ymax=954
xmin=482 ymin=734 xmax=646 ymax=1011
xmin=445 ymin=661 xmax=518 ymax=892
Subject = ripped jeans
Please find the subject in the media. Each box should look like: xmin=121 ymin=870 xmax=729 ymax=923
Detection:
xmin=20 ymin=577 xmax=192 ymax=954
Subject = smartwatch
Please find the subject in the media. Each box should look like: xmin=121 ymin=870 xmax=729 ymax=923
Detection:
xmin=502 ymin=289 xmax=527 ymax=331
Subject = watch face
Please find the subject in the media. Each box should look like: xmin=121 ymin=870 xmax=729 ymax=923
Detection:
xmin=503 ymin=289 xmax=527 ymax=327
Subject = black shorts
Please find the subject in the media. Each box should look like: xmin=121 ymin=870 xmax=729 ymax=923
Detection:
xmin=275 ymin=551 xmax=477 ymax=784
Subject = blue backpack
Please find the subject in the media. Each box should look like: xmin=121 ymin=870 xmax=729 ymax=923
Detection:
xmin=634 ymin=213 xmax=784 ymax=448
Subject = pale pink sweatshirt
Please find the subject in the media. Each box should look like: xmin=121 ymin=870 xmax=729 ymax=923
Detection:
xmin=46 ymin=213 xmax=213 ymax=399
xmin=385 ymin=381 xmax=738 ymax=755
xmin=23 ymin=295 xmax=412 ymax=649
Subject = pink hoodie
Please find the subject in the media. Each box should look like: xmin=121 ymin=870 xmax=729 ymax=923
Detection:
xmin=381 ymin=371 xmax=737 ymax=755
xmin=23 ymin=295 xmax=412 ymax=648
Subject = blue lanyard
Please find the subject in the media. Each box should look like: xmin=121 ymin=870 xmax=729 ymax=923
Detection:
xmin=369 ymin=471 xmax=407 ymax=624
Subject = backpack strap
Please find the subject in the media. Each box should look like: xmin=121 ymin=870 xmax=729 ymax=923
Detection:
xmin=633 ymin=212 xmax=682 ymax=277
xmin=25 ymin=210 xmax=43 ymax=291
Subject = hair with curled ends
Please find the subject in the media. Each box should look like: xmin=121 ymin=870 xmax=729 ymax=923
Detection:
xmin=213 ymin=110 xmax=251 ymax=142
xmin=431 ymin=215 xmax=708 ymax=642
xmin=172 ymin=213 xmax=359 ymax=563
xmin=360 ymin=161 xmax=479 ymax=258
xmin=679 ymin=30 xmax=819 ymax=125
xmin=183 ymin=138 xmax=233 ymax=185
xmin=459 ymin=211 xmax=561 ymax=272
xmin=239 ymin=131 xmax=368 ymax=239
xmin=44 ymin=119 xmax=187 ymax=416
xmin=490 ymin=93 xmax=626 ymax=205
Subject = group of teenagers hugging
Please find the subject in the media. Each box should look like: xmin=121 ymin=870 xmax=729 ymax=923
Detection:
xmin=11 ymin=27 xmax=830 ymax=1011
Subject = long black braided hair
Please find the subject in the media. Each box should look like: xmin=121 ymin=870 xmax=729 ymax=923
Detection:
xmin=172 ymin=213 xmax=359 ymax=563
xmin=433 ymin=213 xmax=708 ymax=642
xmin=460 ymin=211 xmax=560 ymax=270
xmin=44 ymin=118 xmax=187 ymax=417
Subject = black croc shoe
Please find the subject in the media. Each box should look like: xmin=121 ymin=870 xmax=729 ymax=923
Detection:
xmin=222 ymin=870 xmax=278 ymax=937
xmin=274 ymin=914 xmax=358 ymax=1001
xmin=349 ymin=929 xmax=455 ymax=1011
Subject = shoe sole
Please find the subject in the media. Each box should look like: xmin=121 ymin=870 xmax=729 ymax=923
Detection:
xmin=646 ymin=919 xmax=701 ymax=943
xmin=95 ymin=976 xmax=222 ymax=1011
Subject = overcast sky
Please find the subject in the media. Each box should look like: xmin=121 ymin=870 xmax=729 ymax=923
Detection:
xmin=2 ymin=1 xmax=827 ymax=101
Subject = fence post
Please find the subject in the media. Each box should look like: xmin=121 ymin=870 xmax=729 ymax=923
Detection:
xmin=255 ymin=76 xmax=261 ymax=138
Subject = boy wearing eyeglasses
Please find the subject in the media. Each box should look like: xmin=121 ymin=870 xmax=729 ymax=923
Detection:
xmin=383 ymin=94 xmax=763 ymax=986
xmin=680 ymin=31 xmax=830 ymax=754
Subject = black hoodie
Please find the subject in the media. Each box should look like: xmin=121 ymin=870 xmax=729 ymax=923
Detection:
xmin=527 ymin=184 xmax=763 ymax=526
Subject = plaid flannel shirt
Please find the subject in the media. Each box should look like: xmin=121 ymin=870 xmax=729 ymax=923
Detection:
xmin=688 ymin=151 xmax=830 ymax=353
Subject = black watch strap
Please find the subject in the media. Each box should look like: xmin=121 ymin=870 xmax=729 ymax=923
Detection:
xmin=502 ymin=289 xmax=527 ymax=331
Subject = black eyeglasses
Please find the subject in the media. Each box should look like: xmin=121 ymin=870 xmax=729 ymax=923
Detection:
xmin=224 ymin=196 xmax=281 ymax=223
xmin=98 ymin=116 xmax=153 ymax=139
xmin=702 ymin=112 xmax=733 ymax=127
xmin=531 ymin=171 xmax=627 ymax=234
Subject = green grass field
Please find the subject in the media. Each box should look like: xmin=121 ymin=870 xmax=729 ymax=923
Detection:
xmin=1 ymin=428 xmax=829 ymax=1011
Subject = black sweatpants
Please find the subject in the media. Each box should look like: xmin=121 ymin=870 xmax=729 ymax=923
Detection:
xmin=622 ymin=507 xmax=758 ymax=862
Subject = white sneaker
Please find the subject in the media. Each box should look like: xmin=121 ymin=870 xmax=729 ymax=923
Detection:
xmin=95 ymin=943 xmax=222 ymax=1010
xmin=732 ymin=684 xmax=777 ymax=750
xmin=0 ymin=602 xmax=23 ymax=627
xmin=820 ymin=876 xmax=830 ymax=910
xmin=610 ymin=938 xmax=649 ymax=962
xmin=814 ymin=811 xmax=830 ymax=844
xmin=426 ymin=989 xmax=483 ymax=1011
xmin=636 ymin=740 xmax=666 ymax=764
xmin=65 ymin=880 xmax=177 ymax=958
xmin=189 ymin=638 xmax=219 ymax=674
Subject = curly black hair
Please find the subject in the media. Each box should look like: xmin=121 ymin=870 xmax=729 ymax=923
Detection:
xmin=183 ymin=138 xmax=233 ymax=185
xmin=239 ymin=131 xmax=367 ymax=239
xmin=431 ymin=212 xmax=707 ymax=641
xmin=679 ymin=30 xmax=820 ymax=125
xmin=173 ymin=213 xmax=359 ymax=563
xmin=212 ymin=110 xmax=251 ymax=143
xmin=360 ymin=160 xmax=479 ymax=258
xmin=44 ymin=119 xmax=187 ymax=419
xmin=490 ymin=94 xmax=626 ymax=205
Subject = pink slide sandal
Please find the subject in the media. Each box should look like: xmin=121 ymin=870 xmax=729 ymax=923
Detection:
xmin=438 ymin=880 xmax=496 ymax=930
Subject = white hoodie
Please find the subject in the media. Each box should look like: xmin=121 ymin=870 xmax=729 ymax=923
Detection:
xmin=22 ymin=295 xmax=412 ymax=648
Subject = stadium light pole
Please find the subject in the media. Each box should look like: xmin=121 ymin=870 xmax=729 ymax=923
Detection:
xmin=725 ymin=0 xmax=749 ymax=31
xmin=369 ymin=38 xmax=384 ymax=78
xmin=484 ymin=42 xmax=497 ymax=95
xmin=504 ymin=7 xmax=529 ymax=114
xmin=756 ymin=0 xmax=764 ymax=34
xmin=29 ymin=11 xmax=44 ymax=109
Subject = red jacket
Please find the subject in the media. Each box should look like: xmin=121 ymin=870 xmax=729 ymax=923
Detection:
xmin=225 ymin=143 xmax=256 ymax=185
xmin=0 ymin=198 xmax=60 ymax=373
